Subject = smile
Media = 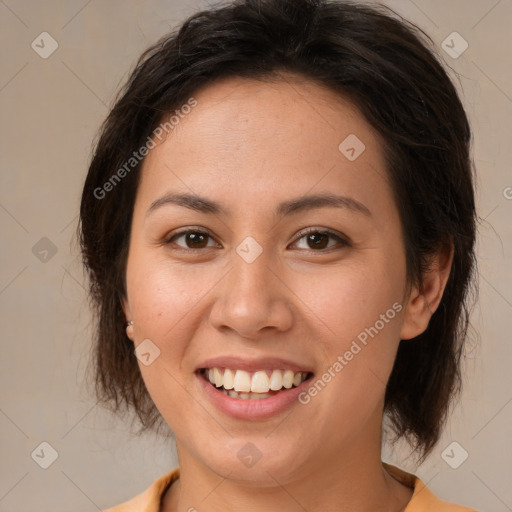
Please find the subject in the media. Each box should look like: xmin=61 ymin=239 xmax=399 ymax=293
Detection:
xmin=201 ymin=367 xmax=312 ymax=400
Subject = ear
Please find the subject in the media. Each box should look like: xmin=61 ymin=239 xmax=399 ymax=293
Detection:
xmin=400 ymin=242 xmax=454 ymax=340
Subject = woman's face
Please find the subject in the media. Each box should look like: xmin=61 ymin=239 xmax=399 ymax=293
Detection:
xmin=123 ymin=74 xmax=414 ymax=483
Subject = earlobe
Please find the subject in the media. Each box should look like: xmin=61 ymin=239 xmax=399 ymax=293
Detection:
xmin=400 ymin=242 xmax=454 ymax=340
xmin=122 ymin=298 xmax=135 ymax=341
xmin=125 ymin=321 xmax=135 ymax=341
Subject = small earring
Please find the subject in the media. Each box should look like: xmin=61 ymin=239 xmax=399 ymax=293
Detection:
xmin=125 ymin=320 xmax=134 ymax=341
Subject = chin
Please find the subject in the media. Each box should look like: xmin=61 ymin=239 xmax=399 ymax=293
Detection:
xmin=195 ymin=435 xmax=312 ymax=486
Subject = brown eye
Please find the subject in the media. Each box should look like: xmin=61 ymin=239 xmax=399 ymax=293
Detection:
xmin=183 ymin=232 xmax=209 ymax=248
xmin=292 ymin=229 xmax=349 ymax=251
xmin=167 ymin=230 xmax=218 ymax=250
xmin=305 ymin=232 xmax=330 ymax=249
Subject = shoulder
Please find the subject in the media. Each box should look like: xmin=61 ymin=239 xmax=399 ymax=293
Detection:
xmin=103 ymin=468 xmax=180 ymax=512
xmin=383 ymin=463 xmax=478 ymax=512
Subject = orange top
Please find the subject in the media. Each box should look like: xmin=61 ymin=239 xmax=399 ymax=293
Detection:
xmin=104 ymin=463 xmax=478 ymax=512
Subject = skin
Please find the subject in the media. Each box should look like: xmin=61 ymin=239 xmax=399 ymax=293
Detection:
xmin=123 ymin=73 xmax=452 ymax=512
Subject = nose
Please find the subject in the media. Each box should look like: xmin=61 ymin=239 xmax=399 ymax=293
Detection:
xmin=208 ymin=246 xmax=294 ymax=339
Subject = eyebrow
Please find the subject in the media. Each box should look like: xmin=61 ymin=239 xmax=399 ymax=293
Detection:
xmin=146 ymin=191 xmax=371 ymax=218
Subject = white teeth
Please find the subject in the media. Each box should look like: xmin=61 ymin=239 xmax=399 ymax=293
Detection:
xmin=233 ymin=370 xmax=252 ymax=392
xmin=269 ymin=370 xmax=283 ymax=391
xmin=214 ymin=367 xmax=223 ymax=388
xmin=251 ymin=371 xmax=270 ymax=393
xmin=221 ymin=388 xmax=273 ymax=400
xmin=223 ymin=368 xmax=235 ymax=389
xmin=282 ymin=370 xmax=294 ymax=389
xmin=203 ymin=367 xmax=309 ymax=396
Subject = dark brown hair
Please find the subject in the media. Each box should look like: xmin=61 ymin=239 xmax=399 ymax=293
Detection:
xmin=79 ymin=0 xmax=477 ymax=461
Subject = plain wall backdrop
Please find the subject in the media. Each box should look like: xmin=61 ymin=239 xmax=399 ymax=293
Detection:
xmin=1 ymin=0 xmax=511 ymax=510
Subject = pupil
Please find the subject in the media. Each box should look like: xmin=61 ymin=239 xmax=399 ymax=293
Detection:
xmin=187 ymin=233 xmax=207 ymax=248
xmin=308 ymin=233 xmax=328 ymax=249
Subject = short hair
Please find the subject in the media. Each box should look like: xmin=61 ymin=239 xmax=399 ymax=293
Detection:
xmin=79 ymin=0 xmax=477 ymax=461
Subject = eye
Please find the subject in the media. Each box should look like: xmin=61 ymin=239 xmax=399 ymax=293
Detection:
xmin=291 ymin=228 xmax=350 ymax=251
xmin=165 ymin=229 xmax=220 ymax=250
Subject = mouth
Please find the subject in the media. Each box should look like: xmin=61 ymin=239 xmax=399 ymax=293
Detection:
xmin=198 ymin=367 xmax=315 ymax=401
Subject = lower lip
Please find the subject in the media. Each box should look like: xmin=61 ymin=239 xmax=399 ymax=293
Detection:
xmin=196 ymin=371 xmax=314 ymax=420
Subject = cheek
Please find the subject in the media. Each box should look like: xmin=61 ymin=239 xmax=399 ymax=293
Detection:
xmin=124 ymin=250 xmax=221 ymax=406
xmin=298 ymin=259 xmax=405 ymax=348
xmin=295 ymin=258 xmax=405 ymax=414
xmin=124 ymin=256 xmax=209 ymax=429
xmin=126 ymin=248 xmax=220 ymax=338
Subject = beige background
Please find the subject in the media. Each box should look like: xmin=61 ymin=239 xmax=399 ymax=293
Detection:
xmin=0 ymin=0 xmax=511 ymax=510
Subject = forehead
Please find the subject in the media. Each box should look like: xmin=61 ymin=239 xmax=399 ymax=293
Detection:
xmin=159 ymin=74 xmax=378 ymax=159
xmin=136 ymin=74 xmax=394 ymax=222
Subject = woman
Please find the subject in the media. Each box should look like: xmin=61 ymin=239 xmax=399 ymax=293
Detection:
xmin=79 ymin=0 xmax=478 ymax=510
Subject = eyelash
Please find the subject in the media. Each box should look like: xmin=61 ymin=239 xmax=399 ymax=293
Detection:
xmin=164 ymin=227 xmax=350 ymax=253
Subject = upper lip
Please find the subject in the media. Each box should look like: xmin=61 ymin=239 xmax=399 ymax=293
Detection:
xmin=197 ymin=356 xmax=314 ymax=374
